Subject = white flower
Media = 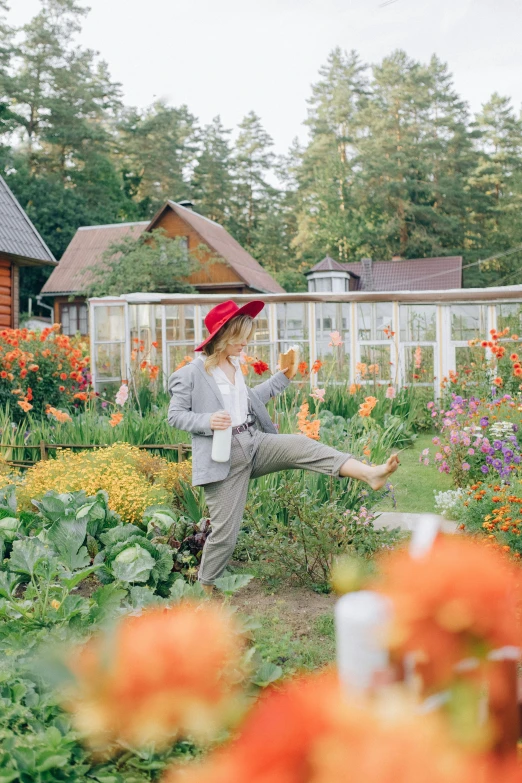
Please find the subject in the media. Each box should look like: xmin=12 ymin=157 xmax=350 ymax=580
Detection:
xmin=115 ymin=384 xmax=129 ymax=406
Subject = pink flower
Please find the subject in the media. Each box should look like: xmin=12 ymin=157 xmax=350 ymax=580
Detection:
xmin=468 ymin=448 xmax=475 ymax=456
xmin=435 ymin=452 xmax=443 ymax=461
xmin=462 ymin=462 xmax=470 ymax=471
xmin=310 ymin=387 xmax=326 ymax=403
xmin=432 ymin=436 xmax=440 ymax=445
xmin=423 ymin=458 xmax=429 ymax=466
xmin=385 ymin=386 xmax=396 ymax=399
xmin=115 ymin=384 xmax=129 ymax=406
xmin=443 ymin=445 xmax=451 ymax=455
xmin=328 ymin=331 xmax=342 ymax=347
xmin=427 ymin=401 xmax=435 ymax=409
xmin=421 ymin=448 xmax=429 ymax=456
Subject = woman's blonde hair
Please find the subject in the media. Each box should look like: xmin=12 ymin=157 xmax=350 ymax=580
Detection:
xmin=203 ymin=315 xmax=255 ymax=373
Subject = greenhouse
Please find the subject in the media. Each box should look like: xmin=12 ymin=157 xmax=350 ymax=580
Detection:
xmin=89 ymin=286 xmax=522 ymax=395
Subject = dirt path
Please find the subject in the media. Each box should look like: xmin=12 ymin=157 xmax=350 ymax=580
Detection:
xmin=231 ymin=578 xmax=336 ymax=636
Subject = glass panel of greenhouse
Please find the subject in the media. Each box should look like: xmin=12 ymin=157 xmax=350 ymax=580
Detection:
xmin=89 ymin=288 xmax=522 ymax=396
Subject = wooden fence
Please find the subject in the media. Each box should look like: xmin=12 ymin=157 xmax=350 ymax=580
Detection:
xmin=0 ymin=441 xmax=192 ymax=467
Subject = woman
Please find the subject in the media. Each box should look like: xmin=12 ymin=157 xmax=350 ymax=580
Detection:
xmin=168 ymin=300 xmax=399 ymax=590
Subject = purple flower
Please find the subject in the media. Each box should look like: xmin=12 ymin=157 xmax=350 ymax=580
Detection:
xmin=480 ymin=417 xmax=489 ymax=427
xmin=503 ymin=449 xmax=514 ymax=459
xmin=513 ymin=455 xmax=521 ymax=465
xmin=481 ymin=465 xmax=489 ymax=474
xmin=513 ymin=424 xmax=518 ymax=433
xmin=493 ymin=440 xmax=502 ymax=450
xmin=486 ymin=456 xmax=494 ymax=465
xmin=492 ymin=459 xmax=503 ymax=470
xmin=101 ymin=401 xmax=108 ymax=409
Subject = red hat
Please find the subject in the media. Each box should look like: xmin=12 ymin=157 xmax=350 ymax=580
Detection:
xmin=194 ymin=299 xmax=265 ymax=352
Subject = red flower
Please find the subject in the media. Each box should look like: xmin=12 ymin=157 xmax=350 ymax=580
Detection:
xmin=252 ymin=360 xmax=269 ymax=376
xmin=60 ymin=372 xmax=68 ymax=381
xmin=0 ymin=370 xmax=6 ymax=379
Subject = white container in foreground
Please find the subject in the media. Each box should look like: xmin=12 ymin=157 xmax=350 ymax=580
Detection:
xmin=335 ymin=590 xmax=391 ymax=693
xmin=211 ymin=385 xmax=232 ymax=463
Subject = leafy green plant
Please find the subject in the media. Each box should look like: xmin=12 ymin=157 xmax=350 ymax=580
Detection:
xmin=240 ymin=475 xmax=401 ymax=589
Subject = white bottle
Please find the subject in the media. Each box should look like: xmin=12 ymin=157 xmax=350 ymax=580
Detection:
xmin=211 ymin=385 xmax=232 ymax=462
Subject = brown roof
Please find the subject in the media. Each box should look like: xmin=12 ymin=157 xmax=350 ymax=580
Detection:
xmin=307 ymin=256 xmax=462 ymax=291
xmin=147 ymin=202 xmax=284 ymax=293
xmin=42 ymin=202 xmax=284 ymax=296
xmin=41 ymin=222 xmax=149 ymax=294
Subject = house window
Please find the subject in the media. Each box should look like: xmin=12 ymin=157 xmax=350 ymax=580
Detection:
xmin=61 ymin=303 xmax=88 ymax=336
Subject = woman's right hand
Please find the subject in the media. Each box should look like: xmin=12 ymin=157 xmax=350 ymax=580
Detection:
xmin=210 ymin=410 xmax=232 ymax=430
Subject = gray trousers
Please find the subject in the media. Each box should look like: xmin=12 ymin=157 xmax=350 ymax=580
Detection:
xmin=198 ymin=428 xmax=350 ymax=584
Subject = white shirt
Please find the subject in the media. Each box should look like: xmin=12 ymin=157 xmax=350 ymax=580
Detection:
xmin=211 ymin=357 xmax=249 ymax=427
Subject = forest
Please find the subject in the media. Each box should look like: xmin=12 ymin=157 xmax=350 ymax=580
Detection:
xmin=2 ymin=0 xmax=522 ymax=311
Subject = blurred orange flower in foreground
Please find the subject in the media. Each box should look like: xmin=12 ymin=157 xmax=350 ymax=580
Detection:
xmin=64 ymin=603 xmax=247 ymax=750
xmin=163 ymin=670 xmax=483 ymax=783
xmin=370 ymin=536 xmax=522 ymax=690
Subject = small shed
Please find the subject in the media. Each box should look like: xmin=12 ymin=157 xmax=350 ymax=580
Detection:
xmin=0 ymin=176 xmax=56 ymax=328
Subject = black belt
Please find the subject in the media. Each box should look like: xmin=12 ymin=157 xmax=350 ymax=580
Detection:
xmin=232 ymin=421 xmax=255 ymax=435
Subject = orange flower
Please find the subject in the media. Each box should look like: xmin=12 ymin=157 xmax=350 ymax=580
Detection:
xmin=297 ymin=361 xmax=309 ymax=376
xmin=109 ymin=412 xmax=124 ymax=427
xmin=492 ymin=377 xmax=503 ymax=387
xmin=59 ymin=385 xmax=65 ymax=392
xmin=74 ymin=392 xmax=88 ymax=401
xmin=46 ymin=406 xmax=72 ymax=423
xmin=511 ymin=334 xmax=519 ymax=340
xmin=17 ymin=399 xmax=33 ymax=412
xmin=297 ymin=402 xmax=320 ymax=440
xmin=20 ymin=368 xmax=27 ymax=378
xmin=371 ymin=536 xmax=522 ymax=690
xmin=0 ymin=370 xmax=6 ymax=378
xmin=348 ymin=383 xmax=361 ymax=394
xmin=510 ymin=353 xmax=519 ymax=361
xmin=163 ymin=671 xmax=476 ymax=783
xmin=29 ymin=364 xmax=39 ymax=372
xmin=151 ymin=341 xmax=158 ymax=348
xmin=358 ymin=396 xmax=377 ymax=417
xmin=64 ymin=603 xmax=246 ymax=749
xmin=311 ymin=360 xmax=323 ymax=374
xmin=60 ymin=372 xmax=68 ymax=381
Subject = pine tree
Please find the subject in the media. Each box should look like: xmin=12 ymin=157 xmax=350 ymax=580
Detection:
xmin=117 ymin=100 xmax=197 ymax=215
xmin=292 ymin=48 xmax=369 ymax=264
xmin=230 ymin=111 xmax=277 ymax=249
xmin=468 ymin=94 xmax=522 ymax=285
xmin=191 ymin=115 xmax=234 ymax=224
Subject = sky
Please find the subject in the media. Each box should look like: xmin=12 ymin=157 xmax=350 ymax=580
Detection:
xmin=8 ymin=0 xmax=522 ymax=153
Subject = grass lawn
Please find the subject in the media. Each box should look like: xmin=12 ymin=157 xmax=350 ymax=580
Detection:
xmin=376 ymin=431 xmax=453 ymax=514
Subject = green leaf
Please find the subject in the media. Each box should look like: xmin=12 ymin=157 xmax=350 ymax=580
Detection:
xmin=214 ymin=573 xmax=253 ymax=595
xmin=169 ymin=579 xmax=205 ymax=602
xmin=90 ymin=583 xmax=128 ymax=624
xmin=60 ymin=564 xmax=101 ymax=591
xmin=9 ymin=537 xmax=47 ymax=576
xmin=39 ymin=494 xmax=67 ymax=519
xmin=47 ymin=517 xmax=90 ymax=571
xmin=252 ymin=661 xmax=283 ymax=687
xmin=0 ymin=772 xmax=19 ymax=783
xmin=128 ymin=586 xmax=159 ymax=609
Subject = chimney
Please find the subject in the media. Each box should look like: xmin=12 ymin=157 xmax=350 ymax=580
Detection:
xmin=360 ymin=258 xmax=374 ymax=291
xmin=392 ymin=254 xmax=402 ymax=261
xmin=178 ymin=200 xmax=194 ymax=211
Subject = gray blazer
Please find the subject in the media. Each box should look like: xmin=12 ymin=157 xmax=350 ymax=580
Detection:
xmin=167 ymin=357 xmax=291 ymax=486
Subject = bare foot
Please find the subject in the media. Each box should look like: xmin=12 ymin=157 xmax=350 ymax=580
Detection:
xmin=367 ymin=454 xmax=400 ymax=491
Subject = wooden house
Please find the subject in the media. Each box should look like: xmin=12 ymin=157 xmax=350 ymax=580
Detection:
xmin=41 ymin=201 xmax=284 ymax=335
xmin=0 ymin=176 xmax=56 ymax=328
